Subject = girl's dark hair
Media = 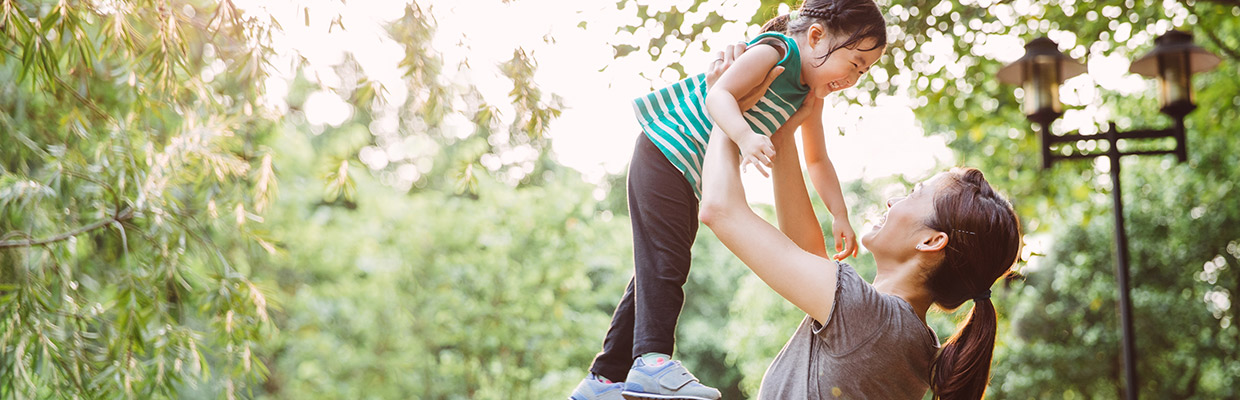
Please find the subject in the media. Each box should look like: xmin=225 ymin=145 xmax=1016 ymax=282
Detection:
xmin=760 ymin=0 xmax=888 ymax=64
xmin=924 ymin=168 xmax=1021 ymax=400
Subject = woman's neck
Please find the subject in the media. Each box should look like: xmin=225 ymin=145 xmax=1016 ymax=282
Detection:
xmin=872 ymin=260 xmax=933 ymax=322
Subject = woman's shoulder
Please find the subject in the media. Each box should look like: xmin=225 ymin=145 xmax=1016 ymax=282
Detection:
xmin=833 ymin=262 xmax=875 ymax=294
xmin=830 ymin=262 xmax=923 ymax=329
xmin=837 ymin=261 xmax=939 ymax=348
xmin=817 ymin=262 xmax=939 ymax=353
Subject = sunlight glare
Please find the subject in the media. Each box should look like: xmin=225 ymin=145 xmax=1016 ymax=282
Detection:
xmin=232 ymin=0 xmax=962 ymax=201
xmin=303 ymin=91 xmax=353 ymax=127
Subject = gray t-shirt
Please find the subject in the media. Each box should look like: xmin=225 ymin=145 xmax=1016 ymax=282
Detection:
xmin=758 ymin=262 xmax=940 ymax=399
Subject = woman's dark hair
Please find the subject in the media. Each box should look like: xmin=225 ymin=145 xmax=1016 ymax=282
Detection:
xmin=924 ymin=167 xmax=1022 ymax=400
xmin=760 ymin=0 xmax=888 ymax=65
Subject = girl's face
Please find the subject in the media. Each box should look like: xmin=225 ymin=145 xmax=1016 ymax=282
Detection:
xmin=800 ymin=25 xmax=884 ymax=98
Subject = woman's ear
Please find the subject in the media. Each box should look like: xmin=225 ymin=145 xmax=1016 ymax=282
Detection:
xmin=915 ymin=231 xmax=949 ymax=252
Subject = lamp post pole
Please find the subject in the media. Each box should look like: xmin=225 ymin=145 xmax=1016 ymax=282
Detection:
xmin=998 ymin=31 xmax=1220 ymax=400
xmin=1104 ymin=124 xmax=1139 ymax=400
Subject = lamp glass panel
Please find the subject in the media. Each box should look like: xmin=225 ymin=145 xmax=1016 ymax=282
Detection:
xmin=1157 ymin=51 xmax=1192 ymax=107
xmin=1022 ymin=56 xmax=1061 ymax=116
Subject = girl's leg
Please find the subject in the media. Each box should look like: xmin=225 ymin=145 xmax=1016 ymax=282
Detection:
xmin=589 ymin=133 xmax=699 ymax=381
xmin=627 ymin=133 xmax=700 ymax=357
xmin=589 ymin=277 xmax=637 ymax=382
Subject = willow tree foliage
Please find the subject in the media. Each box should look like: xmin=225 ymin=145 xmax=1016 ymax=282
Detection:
xmin=2 ymin=0 xmax=281 ymax=397
xmin=3 ymin=0 xmax=572 ymax=397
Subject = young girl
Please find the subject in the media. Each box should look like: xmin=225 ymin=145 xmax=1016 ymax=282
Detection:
xmin=571 ymin=1 xmax=886 ymax=399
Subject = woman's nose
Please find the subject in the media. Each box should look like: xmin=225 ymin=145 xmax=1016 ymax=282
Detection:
xmin=887 ymin=196 xmax=905 ymax=208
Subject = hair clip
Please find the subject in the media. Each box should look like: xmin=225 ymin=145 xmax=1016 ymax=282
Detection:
xmin=953 ymin=229 xmax=976 ymax=235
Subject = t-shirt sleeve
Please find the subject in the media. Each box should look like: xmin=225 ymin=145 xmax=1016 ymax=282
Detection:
xmin=751 ymin=36 xmax=790 ymax=65
xmin=809 ymin=262 xmax=909 ymax=354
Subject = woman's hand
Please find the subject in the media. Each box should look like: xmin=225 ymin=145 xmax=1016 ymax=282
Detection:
xmin=786 ymin=89 xmax=823 ymax=129
xmin=705 ymin=42 xmax=784 ymax=111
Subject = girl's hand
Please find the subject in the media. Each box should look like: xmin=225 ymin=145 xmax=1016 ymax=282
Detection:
xmin=706 ymin=42 xmax=785 ymax=111
xmin=831 ymin=217 xmax=859 ymax=261
xmin=738 ymin=133 xmax=775 ymax=178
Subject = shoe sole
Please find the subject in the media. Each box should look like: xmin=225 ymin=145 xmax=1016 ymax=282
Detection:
xmin=621 ymin=391 xmax=717 ymax=400
xmin=570 ymin=392 xmax=623 ymax=400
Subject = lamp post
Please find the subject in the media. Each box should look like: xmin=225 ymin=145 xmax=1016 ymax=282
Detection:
xmin=997 ymin=31 xmax=1220 ymax=400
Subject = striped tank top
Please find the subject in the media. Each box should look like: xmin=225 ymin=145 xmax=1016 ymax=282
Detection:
xmin=631 ymin=32 xmax=810 ymax=198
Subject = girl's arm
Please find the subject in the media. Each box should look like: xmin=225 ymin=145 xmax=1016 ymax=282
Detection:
xmin=699 ymin=128 xmax=839 ymax=324
xmin=801 ymin=108 xmax=859 ymax=259
xmin=704 ymin=45 xmax=782 ymax=177
xmin=705 ymin=43 xmax=786 ymax=113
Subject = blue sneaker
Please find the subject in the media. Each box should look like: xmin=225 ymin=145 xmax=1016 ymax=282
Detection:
xmin=569 ymin=374 xmax=625 ymax=400
xmin=621 ymin=358 xmax=721 ymax=400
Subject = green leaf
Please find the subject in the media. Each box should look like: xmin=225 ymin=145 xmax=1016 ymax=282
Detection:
xmin=612 ymin=44 xmax=640 ymax=58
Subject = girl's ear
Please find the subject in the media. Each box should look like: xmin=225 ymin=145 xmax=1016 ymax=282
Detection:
xmin=807 ymin=23 xmax=826 ymax=48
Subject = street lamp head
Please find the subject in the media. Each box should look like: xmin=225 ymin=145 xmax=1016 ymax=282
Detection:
xmin=1129 ymin=30 xmax=1221 ymax=118
xmin=997 ymin=37 xmax=1086 ymax=125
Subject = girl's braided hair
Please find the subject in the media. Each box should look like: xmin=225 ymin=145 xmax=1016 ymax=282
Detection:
xmin=761 ymin=0 xmax=888 ymax=65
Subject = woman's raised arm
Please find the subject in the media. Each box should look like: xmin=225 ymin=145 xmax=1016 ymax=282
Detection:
xmin=698 ymin=129 xmax=839 ymax=324
xmin=769 ymin=108 xmax=829 ymax=259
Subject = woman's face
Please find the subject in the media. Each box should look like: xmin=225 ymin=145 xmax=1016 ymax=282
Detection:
xmin=861 ymin=174 xmax=947 ymax=258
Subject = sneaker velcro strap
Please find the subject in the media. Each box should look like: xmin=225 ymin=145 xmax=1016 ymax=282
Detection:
xmin=658 ymin=370 xmax=698 ymax=390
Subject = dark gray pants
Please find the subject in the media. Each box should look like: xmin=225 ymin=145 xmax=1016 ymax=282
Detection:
xmin=590 ymin=133 xmax=700 ymax=382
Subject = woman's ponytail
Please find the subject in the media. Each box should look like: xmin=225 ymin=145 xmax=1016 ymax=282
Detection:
xmin=923 ymin=167 xmax=1021 ymax=399
xmin=929 ymin=298 xmax=998 ymax=399
xmin=761 ymin=14 xmax=791 ymax=33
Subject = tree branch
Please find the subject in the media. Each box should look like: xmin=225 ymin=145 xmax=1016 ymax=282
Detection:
xmin=1181 ymin=344 xmax=1205 ymax=397
xmin=1197 ymin=0 xmax=1240 ymax=7
xmin=62 ymin=170 xmax=124 ymax=214
xmin=1183 ymin=0 xmax=1240 ymax=60
xmin=1228 ymin=251 xmax=1240 ymax=359
xmin=1200 ymin=25 xmax=1240 ymax=61
xmin=0 ymin=208 xmax=134 ymax=249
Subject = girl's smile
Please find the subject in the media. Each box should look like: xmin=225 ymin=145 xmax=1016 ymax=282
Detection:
xmin=797 ymin=24 xmax=885 ymax=97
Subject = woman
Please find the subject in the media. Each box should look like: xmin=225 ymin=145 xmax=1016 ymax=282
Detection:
xmin=697 ymin=47 xmax=1022 ymax=400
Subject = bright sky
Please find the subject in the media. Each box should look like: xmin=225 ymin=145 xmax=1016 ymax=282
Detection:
xmin=232 ymin=0 xmax=1174 ymax=204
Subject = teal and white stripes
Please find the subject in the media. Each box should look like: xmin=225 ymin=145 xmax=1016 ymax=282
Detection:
xmin=631 ymin=32 xmax=810 ymax=199
xmin=632 ymin=74 xmax=712 ymax=195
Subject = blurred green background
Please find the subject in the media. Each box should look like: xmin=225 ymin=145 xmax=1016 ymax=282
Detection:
xmin=2 ymin=0 xmax=1238 ymax=398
